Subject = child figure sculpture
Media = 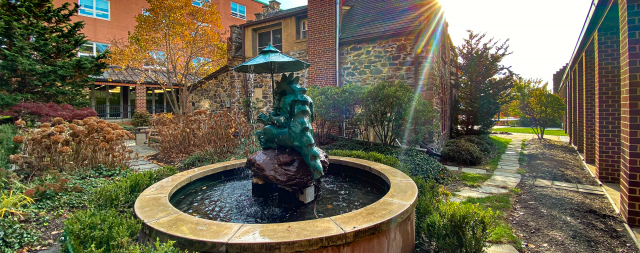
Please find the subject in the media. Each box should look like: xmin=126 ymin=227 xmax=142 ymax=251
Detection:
xmin=256 ymin=73 xmax=324 ymax=180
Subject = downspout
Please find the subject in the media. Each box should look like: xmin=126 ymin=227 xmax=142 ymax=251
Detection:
xmin=336 ymin=0 xmax=340 ymax=87
xmin=337 ymin=0 xmax=345 ymax=137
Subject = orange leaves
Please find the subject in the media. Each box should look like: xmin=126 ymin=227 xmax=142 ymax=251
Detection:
xmin=105 ymin=0 xmax=228 ymax=114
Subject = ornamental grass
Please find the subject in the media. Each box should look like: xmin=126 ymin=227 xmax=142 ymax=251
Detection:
xmin=10 ymin=117 xmax=134 ymax=180
xmin=152 ymin=109 xmax=254 ymax=160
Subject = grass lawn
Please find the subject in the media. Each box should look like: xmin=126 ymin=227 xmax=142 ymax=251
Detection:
xmin=492 ymin=127 xmax=568 ymax=136
xmin=486 ymin=136 xmax=511 ymax=170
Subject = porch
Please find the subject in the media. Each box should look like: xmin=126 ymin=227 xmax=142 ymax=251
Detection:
xmin=90 ymin=84 xmax=178 ymax=119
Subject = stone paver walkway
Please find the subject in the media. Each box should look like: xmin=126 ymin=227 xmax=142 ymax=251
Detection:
xmin=125 ymin=140 xmax=160 ymax=171
xmin=450 ymin=137 xmax=525 ymax=253
xmin=533 ymin=179 xmax=605 ymax=195
xmin=454 ymin=138 xmax=524 ymax=200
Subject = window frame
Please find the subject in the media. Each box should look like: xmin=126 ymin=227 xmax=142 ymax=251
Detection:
xmin=78 ymin=0 xmax=110 ymax=20
xmin=256 ymin=27 xmax=283 ymax=53
xmin=78 ymin=42 xmax=109 ymax=57
xmin=230 ymin=2 xmax=246 ymax=20
xmin=300 ymin=19 xmax=308 ymax=39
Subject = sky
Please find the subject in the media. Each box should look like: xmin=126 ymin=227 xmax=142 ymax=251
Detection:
xmin=263 ymin=0 xmax=593 ymax=85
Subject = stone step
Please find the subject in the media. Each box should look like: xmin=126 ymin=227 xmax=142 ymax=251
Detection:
xmin=461 ymin=168 xmax=487 ymax=174
xmin=455 ymin=189 xmax=491 ymax=198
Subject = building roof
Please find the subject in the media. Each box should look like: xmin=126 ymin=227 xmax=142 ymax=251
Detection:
xmin=340 ymin=0 xmax=429 ymax=41
xmin=93 ymin=66 xmax=199 ymax=85
xmin=239 ymin=5 xmax=308 ymax=27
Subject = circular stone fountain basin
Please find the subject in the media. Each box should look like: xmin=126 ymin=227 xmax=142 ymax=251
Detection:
xmin=134 ymin=156 xmax=418 ymax=253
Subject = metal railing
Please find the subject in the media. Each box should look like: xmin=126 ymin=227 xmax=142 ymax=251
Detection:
xmin=147 ymin=105 xmax=173 ymax=114
xmin=95 ymin=105 xmax=135 ymax=119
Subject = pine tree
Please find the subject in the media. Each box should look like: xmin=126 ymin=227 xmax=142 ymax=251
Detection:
xmin=0 ymin=0 xmax=106 ymax=109
xmin=453 ymin=30 xmax=515 ymax=136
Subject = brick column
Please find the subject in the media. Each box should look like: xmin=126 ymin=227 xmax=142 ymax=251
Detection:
xmin=619 ymin=0 xmax=640 ymax=225
xmin=595 ymin=26 xmax=622 ymax=183
xmin=577 ymin=57 xmax=585 ymax=154
xmin=135 ymin=85 xmax=147 ymax=112
xmin=584 ymin=41 xmax=597 ymax=164
xmin=308 ymin=0 xmax=338 ymax=87
xmin=568 ymin=75 xmax=573 ymax=140
xmin=572 ymin=68 xmax=579 ymax=146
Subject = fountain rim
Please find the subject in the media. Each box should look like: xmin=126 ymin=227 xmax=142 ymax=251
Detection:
xmin=134 ymin=156 xmax=418 ymax=252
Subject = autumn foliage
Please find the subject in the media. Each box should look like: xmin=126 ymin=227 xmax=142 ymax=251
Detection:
xmin=107 ymin=0 xmax=227 ymax=115
xmin=1 ymin=102 xmax=96 ymax=123
xmin=152 ymin=110 xmax=254 ymax=160
xmin=10 ymin=117 xmax=134 ymax=179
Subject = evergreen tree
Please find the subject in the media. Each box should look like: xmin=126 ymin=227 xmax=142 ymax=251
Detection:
xmin=0 ymin=0 xmax=106 ymax=109
xmin=453 ymin=30 xmax=515 ymax=136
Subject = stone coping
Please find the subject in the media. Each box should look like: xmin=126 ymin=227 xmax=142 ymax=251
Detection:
xmin=134 ymin=156 xmax=418 ymax=252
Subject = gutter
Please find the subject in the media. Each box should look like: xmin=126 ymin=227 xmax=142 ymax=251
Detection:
xmin=559 ymin=0 xmax=613 ymax=91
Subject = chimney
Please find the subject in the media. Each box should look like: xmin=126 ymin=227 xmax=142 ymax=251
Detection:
xmin=255 ymin=12 xmax=263 ymax=20
xmin=269 ymin=0 xmax=281 ymax=11
xmin=308 ymin=0 xmax=340 ymax=87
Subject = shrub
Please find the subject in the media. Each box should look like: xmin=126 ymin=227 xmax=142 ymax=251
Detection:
xmin=0 ymin=218 xmax=38 ymax=253
xmin=10 ymin=117 xmax=134 ymax=178
xmin=398 ymin=149 xmax=453 ymax=184
xmin=0 ymin=124 xmax=19 ymax=169
xmin=0 ymin=102 xmax=96 ymax=124
xmin=132 ymin=110 xmax=152 ymax=127
xmin=458 ymin=135 xmax=496 ymax=154
xmin=360 ymin=82 xmax=438 ymax=146
xmin=321 ymin=138 xmax=397 ymax=156
xmin=0 ymin=190 xmax=34 ymax=218
xmin=441 ymin=139 xmax=484 ymax=166
xmin=419 ymin=201 xmax=498 ymax=253
xmin=152 ymin=109 xmax=254 ymax=160
xmin=327 ymin=150 xmax=400 ymax=168
xmin=125 ymin=239 xmax=184 ymax=253
xmin=61 ymin=209 xmax=141 ymax=253
xmin=92 ymin=166 xmax=178 ymax=213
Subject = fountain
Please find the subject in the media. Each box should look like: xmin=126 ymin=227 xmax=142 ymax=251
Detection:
xmin=134 ymin=45 xmax=418 ymax=253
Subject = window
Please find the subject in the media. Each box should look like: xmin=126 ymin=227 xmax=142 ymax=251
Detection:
xmin=79 ymin=0 xmax=110 ymax=20
xmin=300 ymin=19 xmax=308 ymax=39
xmin=142 ymin=8 xmax=149 ymax=15
xmin=231 ymin=2 xmax=246 ymax=20
xmin=79 ymin=42 xmax=109 ymax=57
xmin=143 ymin=51 xmax=166 ymax=68
xmin=192 ymin=57 xmax=210 ymax=66
xmin=257 ymin=28 xmax=282 ymax=52
xmin=192 ymin=0 xmax=204 ymax=7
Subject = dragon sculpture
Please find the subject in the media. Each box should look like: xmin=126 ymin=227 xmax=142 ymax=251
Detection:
xmin=256 ymin=73 xmax=324 ymax=180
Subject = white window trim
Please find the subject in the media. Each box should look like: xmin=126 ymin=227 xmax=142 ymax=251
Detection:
xmin=231 ymin=2 xmax=246 ymax=20
xmin=300 ymin=19 xmax=308 ymax=39
xmin=78 ymin=42 xmax=109 ymax=57
xmin=78 ymin=0 xmax=110 ymax=21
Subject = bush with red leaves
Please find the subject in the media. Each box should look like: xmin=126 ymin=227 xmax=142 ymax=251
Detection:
xmin=0 ymin=102 xmax=97 ymax=123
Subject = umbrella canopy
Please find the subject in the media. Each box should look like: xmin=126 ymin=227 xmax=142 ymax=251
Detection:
xmin=233 ymin=44 xmax=310 ymax=74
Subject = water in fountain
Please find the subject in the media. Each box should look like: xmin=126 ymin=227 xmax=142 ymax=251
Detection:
xmin=170 ymin=164 xmax=388 ymax=224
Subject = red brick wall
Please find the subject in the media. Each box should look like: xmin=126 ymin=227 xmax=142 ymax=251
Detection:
xmin=308 ymin=0 xmax=338 ymax=87
xmin=584 ymin=41 xmax=597 ymax=164
xmin=577 ymin=56 xmax=585 ymax=154
xmin=135 ymin=85 xmax=147 ymax=111
xmin=571 ymin=65 xmax=579 ymax=146
xmin=595 ymin=27 xmax=622 ymax=183
xmin=619 ymin=0 xmax=640 ymax=226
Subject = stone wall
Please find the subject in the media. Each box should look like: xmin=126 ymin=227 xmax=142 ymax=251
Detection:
xmin=339 ymin=32 xmax=455 ymax=150
xmin=339 ymin=36 xmax=417 ymax=86
xmin=190 ymin=49 xmax=309 ymax=114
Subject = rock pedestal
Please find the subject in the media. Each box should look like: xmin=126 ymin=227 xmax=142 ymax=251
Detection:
xmin=247 ymin=148 xmax=329 ymax=203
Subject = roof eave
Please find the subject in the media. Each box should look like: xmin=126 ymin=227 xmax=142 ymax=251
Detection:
xmin=239 ymin=7 xmax=308 ymax=28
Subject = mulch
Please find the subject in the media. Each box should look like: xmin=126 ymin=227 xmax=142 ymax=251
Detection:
xmin=510 ymin=139 xmax=638 ymax=253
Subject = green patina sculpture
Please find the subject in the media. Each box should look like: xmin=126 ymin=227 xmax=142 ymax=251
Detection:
xmin=256 ymin=73 xmax=324 ymax=180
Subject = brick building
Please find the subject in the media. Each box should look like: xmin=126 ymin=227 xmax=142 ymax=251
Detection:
xmin=556 ymin=0 xmax=640 ymax=225
xmin=192 ymin=0 xmax=456 ymax=149
xmin=52 ymin=0 xmax=266 ymax=118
